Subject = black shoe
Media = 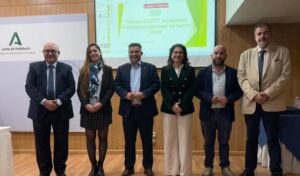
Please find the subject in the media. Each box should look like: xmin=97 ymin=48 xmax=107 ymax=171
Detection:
xmin=56 ymin=174 xmax=66 ymax=176
xmin=271 ymin=172 xmax=282 ymax=176
xmin=121 ymin=168 xmax=134 ymax=176
xmin=88 ymin=164 xmax=98 ymax=176
xmin=240 ymin=170 xmax=254 ymax=176
xmin=98 ymin=167 xmax=105 ymax=176
xmin=144 ymin=169 xmax=155 ymax=176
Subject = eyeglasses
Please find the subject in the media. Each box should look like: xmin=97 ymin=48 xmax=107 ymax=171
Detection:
xmin=43 ymin=49 xmax=59 ymax=54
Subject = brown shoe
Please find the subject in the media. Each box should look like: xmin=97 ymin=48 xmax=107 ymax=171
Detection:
xmin=144 ymin=169 xmax=155 ymax=176
xmin=121 ymin=168 xmax=134 ymax=176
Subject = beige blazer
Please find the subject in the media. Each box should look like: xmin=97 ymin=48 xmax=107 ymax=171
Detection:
xmin=237 ymin=44 xmax=291 ymax=114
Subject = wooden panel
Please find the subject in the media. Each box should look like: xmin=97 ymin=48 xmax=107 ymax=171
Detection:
xmin=2 ymin=0 xmax=300 ymax=153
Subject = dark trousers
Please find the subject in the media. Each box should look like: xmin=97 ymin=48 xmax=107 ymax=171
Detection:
xmin=122 ymin=106 xmax=154 ymax=170
xmin=244 ymin=104 xmax=282 ymax=175
xmin=201 ymin=109 xmax=232 ymax=168
xmin=33 ymin=112 xmax=69 ymax=175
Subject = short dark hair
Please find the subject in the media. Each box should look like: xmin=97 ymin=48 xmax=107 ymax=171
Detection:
xmin=128 ymin=43 xmax=142 ymax=49
xmin=254 ymin=21 xmax=272 ymax=33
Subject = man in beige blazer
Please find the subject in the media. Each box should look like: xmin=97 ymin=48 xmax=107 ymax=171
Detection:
xmin=237 ymin=22 xmax=291 ymax=176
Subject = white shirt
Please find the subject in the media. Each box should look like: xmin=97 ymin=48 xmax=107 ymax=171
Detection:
xmin=211 ymin=65 xmax=226 ymax=109
xmin=173 ymin=64 xmax=183 ymax=78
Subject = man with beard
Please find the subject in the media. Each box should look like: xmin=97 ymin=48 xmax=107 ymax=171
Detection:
xmin=237 ymin=22 xmax=291 ymax=176
xmin=196 ymin=45 xmax=242 ymax=176
xmin=114 ymin=43 xmax=160 ymax=176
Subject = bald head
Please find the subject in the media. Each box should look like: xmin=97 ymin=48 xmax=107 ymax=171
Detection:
xmin=213 ymin=45 xmax=226 ymax=54
xmin=211 ymin=45 xmax=227 ymax=67
xmin=43 ymin=42 xmax=59 ymax=51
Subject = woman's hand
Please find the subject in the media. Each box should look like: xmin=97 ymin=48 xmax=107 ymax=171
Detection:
xmin=85 ymin=104 xmax=96 ymax=113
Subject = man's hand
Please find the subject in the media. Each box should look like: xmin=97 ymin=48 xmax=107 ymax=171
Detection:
xmin=218 ymin=96 xmax=228 ymax=105
xmin=133 ymin=92 xmax=145 ymax=100
xmin=254 ymin=92 xmax=269 ymax=104
xmin=126 ymin=92 xmax=134 ymax=100
xmin=211 ymin=96 xmax=220 ymax=104
xmin=43 ymin=100 xmax=58 ymax=111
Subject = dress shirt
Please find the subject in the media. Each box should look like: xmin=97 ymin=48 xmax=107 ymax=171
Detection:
xmin=130 ymin=61 xmax=141 ymax=105
xmin=211 ymin=65 xmax=226 ymax=109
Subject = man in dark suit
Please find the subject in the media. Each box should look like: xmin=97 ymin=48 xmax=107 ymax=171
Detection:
xmin=114 ymin=43 xmax=160 ymax=176
xmin=196 ymin=45 xmax=242 ymax=176
xmin=25 ymin=42 xmax=75 ymax=176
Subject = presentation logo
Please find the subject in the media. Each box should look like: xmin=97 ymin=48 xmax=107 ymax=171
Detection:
xmin=1 ymin=32 xmax=35 ymax=57
xmin=9 ymin=32 xmax=22 ymax=46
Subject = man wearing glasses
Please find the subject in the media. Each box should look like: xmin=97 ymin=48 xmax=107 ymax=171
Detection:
xmin=25 ymin=42 xmax=75 ymax=176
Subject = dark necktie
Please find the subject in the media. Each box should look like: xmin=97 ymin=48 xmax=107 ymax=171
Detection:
xmin=258 ymin=50 xmax=266 ymax=91
xmin=48 ymin=64 xmax=55 ymax=99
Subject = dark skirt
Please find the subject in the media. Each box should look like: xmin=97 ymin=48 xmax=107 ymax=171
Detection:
xmin=80 ymin=108 xmax=112 ymax=130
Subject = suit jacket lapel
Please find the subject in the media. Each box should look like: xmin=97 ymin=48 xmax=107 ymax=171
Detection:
xmin=55 ymin=62 xmax=61 ymax=90
xmin=140 ymin=62 xmax=146 ymax=90
xmin=41 ymin=62 xmax=48 ymax=94
xmin=168 ymin=66 xmax=180 ymax=88
xmin=263 ymin=45 xmax=275 ymax=78
xmin=208 ymin=65 xmax=213 ymax=93
xmin=124 ymin=63 xmax=131 ymax=91
xmin=225 ymin=67 xmax=230 ymax=95
xmin=177 ymin=65 xmax=185 ymax=82
xmin=251 ymin=48 xmax=260 ymax=82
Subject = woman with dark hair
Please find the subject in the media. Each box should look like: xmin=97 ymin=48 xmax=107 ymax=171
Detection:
xmin=160 ymin=44 xmax=196 ymax=176
xmin=77 ymin=43 xmax=114 ymax=176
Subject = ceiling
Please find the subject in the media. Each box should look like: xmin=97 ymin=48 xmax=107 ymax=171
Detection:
xmin=226 ymin=0 xmax=300 ymax=25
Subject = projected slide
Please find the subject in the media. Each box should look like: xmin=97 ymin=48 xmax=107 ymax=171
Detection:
xmin=95 ymin=0 xmax=215 ymax=67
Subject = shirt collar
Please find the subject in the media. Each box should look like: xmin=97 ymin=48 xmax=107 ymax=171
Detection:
xmin=173 ymin=64 xmax=184 ymax=70
xmin=46 ymin=61 xmax=57 ymax=68
xmin=257 ymin=46 xmax=269 ymax=53
xmin=212 ymin=64 xmax=226 ymax=74
xmin=131 ymin=61 xmax=141 ymax=68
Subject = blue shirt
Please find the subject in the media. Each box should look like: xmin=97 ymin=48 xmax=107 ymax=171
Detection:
xmin=130 ymin=61 xmax=141 ymax=105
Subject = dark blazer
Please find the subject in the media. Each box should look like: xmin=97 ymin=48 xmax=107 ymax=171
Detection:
xmin=114 ymin=62 xmax=160 ymax=118
xmin=25 ymin=61 xmax=75 ymax=121
xmin=195 ymin=65 xmax=242 ymax=121
xmin=77 ymin=65 xmax=114 ymax=117
xmin=161 ymin=64 xmax=196 ymax=116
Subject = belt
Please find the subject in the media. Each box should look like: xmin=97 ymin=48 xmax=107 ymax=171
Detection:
xmin=211 ymin=108 xmax=225 ymax=112
xmin=131 ymin=104 xmax=142 ymax=108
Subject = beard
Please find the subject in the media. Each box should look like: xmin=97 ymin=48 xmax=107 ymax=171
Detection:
xmin=213 ymin=59 xmax=225 ymax=66
xmin=130 ymin=57 xmax=140 ymax=65
xmin=258 ymin=39 xmax=269 ymax=49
